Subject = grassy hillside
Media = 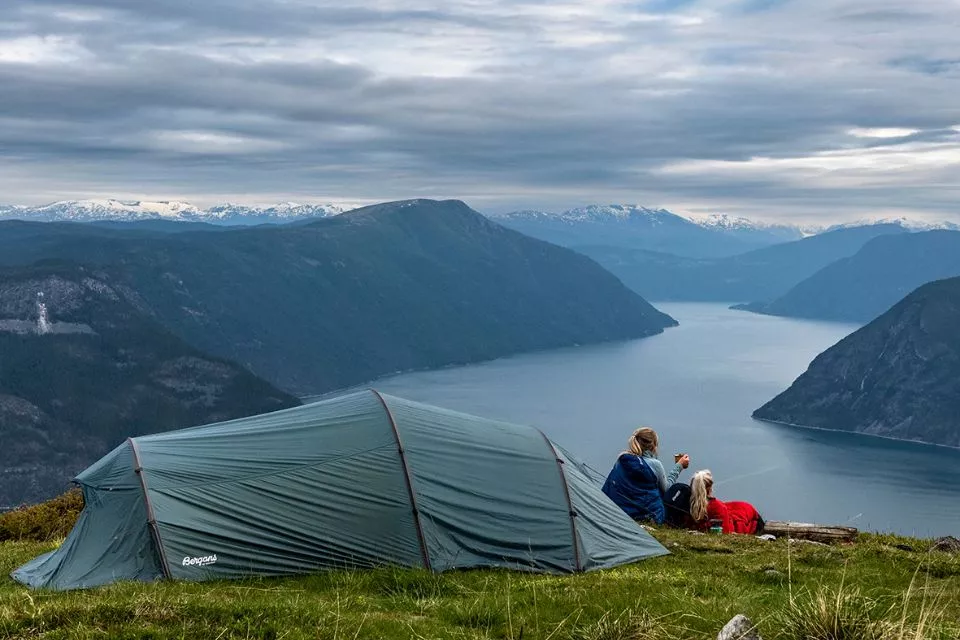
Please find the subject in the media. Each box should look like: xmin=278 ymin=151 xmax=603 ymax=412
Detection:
xmin=2 ymin=527 xmax=958 ymax=639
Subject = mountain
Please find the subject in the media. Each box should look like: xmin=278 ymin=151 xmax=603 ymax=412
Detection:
xmin=0 ymin=264 xmax=299 ymax=506
xmin=688 ymin=213 xmax=809 ymax=245
xmin=202 ymin=202 xmax=345 ymax=224
xmin=0 ymin=200 xmax=345 ymax=225
xmin=0 ymin=199 xmax=676 ymax=394
xmin=739 ymin=231 xmax=960 ymax=322
xmin=577 ymin=223 xmax=909 ymax=302
xmin=753 ymin=277 xmax=960 ymax=447
xmin=826 ymin=217 xmax=960 ymax=233
xmin=490 ymin=205 xmax=798 ymax=258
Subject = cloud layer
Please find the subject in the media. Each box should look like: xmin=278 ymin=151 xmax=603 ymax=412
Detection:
xmin=1 ymin=0 xmax=958 ymax=222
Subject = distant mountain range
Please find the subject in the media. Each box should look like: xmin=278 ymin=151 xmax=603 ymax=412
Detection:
xmin=0 ymin=264 xmax=299 ymax=506
xmin=490 ymin=205 xmax=808 ymax=258
xmin=754 ymin=277 xmax=960 ymax=448
xmin=0 ymin=200 xmax=345 ymax=225
xmin=740 ymin=231 xmax=960 ymax=322
xmin=577 ymin=223 xmax=909 ymax=302
xmin=824 ymin=217 xmax=960 ymax=233
xmin=0 ymin=199 xmax=675 ymax=395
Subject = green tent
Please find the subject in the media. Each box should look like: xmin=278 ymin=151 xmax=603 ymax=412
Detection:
xmin=13 ymin=391 xmax=667 ymax=590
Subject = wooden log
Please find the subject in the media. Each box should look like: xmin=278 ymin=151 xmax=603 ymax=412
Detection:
xmin=763 ymin=521 xmax=858 ymax=543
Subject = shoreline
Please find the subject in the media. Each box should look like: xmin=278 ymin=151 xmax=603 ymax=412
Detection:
xmin=753 ymin=415 xmax=960 ymax=453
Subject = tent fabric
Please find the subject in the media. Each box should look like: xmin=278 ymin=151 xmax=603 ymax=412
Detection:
xmin=12 ymin=391 xmax=667 ymax=590
xmin=12 ymin=443 xmax=164 ymax=590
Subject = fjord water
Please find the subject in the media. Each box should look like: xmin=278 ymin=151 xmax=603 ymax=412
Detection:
xmin=365 ymin=303 xmax=960 ymax=538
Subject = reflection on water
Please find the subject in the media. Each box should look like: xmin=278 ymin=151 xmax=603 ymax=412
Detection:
xmin=320 ymin=303 xmax=960 ymax=537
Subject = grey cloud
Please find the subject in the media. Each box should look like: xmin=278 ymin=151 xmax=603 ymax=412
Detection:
xmin=889 ymin=56 xmax=960 ymax=76
xmin=0 ymin=0 xmax=958 ymax=223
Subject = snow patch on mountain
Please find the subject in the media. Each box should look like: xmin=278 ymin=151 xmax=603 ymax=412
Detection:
xmin=23 ymin=200 xmax=204 ymax=221
xmin=493 ymin=204 xmax=687 ymax=225
xmin=827 ymin=217 xmax=960 ymax=233
xmin=0 ymin=200 xmax=347 ymax=224
xmin=684 ymin=213 xmax=814 ymax=238
xmin=204 ymin=202 xmax=345 ymax=221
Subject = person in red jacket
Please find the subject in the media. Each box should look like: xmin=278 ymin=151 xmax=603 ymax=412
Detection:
xmin=688 ymin=470 xmax=764 ymax=535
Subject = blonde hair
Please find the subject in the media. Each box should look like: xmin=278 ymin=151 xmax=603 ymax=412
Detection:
xmin=626 ymin=427 xmax=658 ymax=457
xmin=690 ymin=470 xmax=714 ymax=522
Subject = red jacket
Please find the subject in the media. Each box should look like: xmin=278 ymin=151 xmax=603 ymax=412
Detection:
xmin=696 ymin=498 xmax=762 ymax=535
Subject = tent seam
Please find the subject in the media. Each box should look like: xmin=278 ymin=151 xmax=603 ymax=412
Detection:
xmin=536 ymin=430 xmax=582 ymax=573
xmin=128 ymin=438 xmax=174 ymax=580
xmin=370 ymin=389 xmax=433 ymax=572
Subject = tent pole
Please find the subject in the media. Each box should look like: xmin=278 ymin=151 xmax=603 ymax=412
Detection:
xmin=128 ymin=438 xmax=174 ymax=580
xmin=537 ymin=432 xmax=582 ymax=572
xmin=370 ymin=390 xmax=433 ymax=571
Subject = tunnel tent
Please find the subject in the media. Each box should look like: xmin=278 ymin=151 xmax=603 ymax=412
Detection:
xmin=13 ymin=390 xmax=667 ymax=590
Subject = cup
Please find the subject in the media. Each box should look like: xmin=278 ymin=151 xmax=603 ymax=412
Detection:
xmin=674 ymin=453 xmax=684 ymax=463
xmin=709 ymin=519 xmax=723 ymax=534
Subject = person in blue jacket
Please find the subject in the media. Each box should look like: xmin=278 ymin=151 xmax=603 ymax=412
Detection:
xmin=602 ymin=427 xmax=690 ymax=524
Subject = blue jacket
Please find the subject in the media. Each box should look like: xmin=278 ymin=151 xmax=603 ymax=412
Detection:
xmin=602 ymin=453 xmax=665 ymax=523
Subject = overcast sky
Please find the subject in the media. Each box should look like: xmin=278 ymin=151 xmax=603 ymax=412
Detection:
xmin=1 ymin=0 xmax=958 ymax=222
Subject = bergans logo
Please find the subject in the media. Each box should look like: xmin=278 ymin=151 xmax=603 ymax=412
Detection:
xmin=182 ymin=554 xmax=218 ymax=567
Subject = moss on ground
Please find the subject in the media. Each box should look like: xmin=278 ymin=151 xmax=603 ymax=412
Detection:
xmin=1 ymin=528 xmax=958 ymax=639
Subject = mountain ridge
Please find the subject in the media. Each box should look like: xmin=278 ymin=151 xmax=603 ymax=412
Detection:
xmin=0 ymin=199 xmax=347 ymax=225
xmin=753 ymin=276 xmax=960 ymax=448
xmin=741 ymin=230 xmax=960 ymax=322
xmin=0 ymin=199 xmax=677 ymax=394
xmin=577 ymin=223 xmax=909 ymax=302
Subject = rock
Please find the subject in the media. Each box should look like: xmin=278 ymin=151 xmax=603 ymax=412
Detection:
xmin=718 ymin=614 xmax=761 ymax=640
xmin=762 ymin=568 xmax=784 ymax=578
xmin=930 ymin=536 xmax=960 ymax=553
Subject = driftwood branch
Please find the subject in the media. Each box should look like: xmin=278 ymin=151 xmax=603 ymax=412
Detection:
xmin=764 ymin=521 xmax=857 ymax=543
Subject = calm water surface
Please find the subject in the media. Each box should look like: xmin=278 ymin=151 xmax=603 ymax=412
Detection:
xmin=332 ymin=303 xmax=960 ymax=537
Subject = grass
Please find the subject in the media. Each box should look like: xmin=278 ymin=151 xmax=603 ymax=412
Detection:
xmin=1 ymin=529 xmax=958 ymax=640
xmin=0 ymin=491 xmax=83 ymax=543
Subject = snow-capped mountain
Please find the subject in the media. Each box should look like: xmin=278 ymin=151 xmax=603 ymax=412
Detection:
xmin=1 ymin=199 xmax=205 ymax=222
xmin=204 ymin=202 xmax=345 ymax=222
xmin=492 ymin=204 xmax=832 ymax=257
xmin=495 ymin=204 xmax=687 ymax=226
xmin=684 ymin=213 xmax=809 ymax=242
xmin=492 ymin=204 xmax=768 ymax=257
xmin=0 ymin=200 xmax=346 ymax=225
xmin=826 ymin=217 xmax=960 ymax=233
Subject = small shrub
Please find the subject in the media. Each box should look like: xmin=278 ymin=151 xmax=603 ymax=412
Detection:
xmin=441 ymin=599 xmax=507 ymax=630
xmin=372 ymin=568 xmax=458 ymax=599
xmin=775 ymin=581 xmax=949 ymax=640
xmin=568 ymin=609 xmax=669 ymax=640
xmin=0 ymin=489 xmax=83 ymax=542
xmin=776 ymin=584 xmax=890 ymax=640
